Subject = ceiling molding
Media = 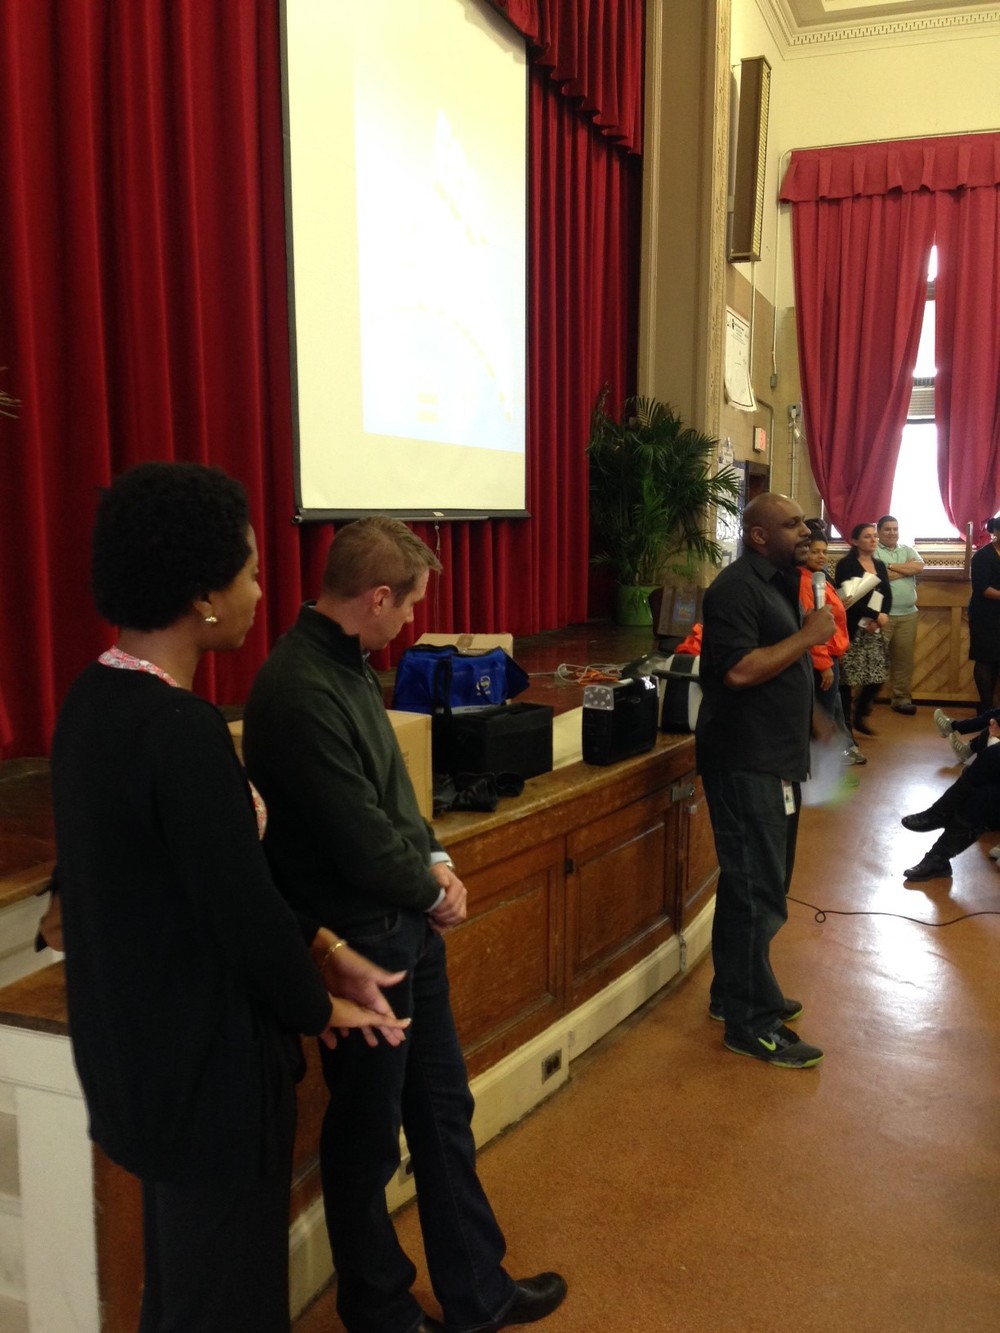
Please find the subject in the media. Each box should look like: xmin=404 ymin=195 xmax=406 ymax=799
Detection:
xmin=757 ymin=0 xmax=1000 ymax=55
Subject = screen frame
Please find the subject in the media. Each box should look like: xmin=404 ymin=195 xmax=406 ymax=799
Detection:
xmin=279 ymin=0 xmax=531 ymax=524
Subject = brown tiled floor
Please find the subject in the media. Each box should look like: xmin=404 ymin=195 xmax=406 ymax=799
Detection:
xmin=295 ymin=684 xmax=1000 ymax=1332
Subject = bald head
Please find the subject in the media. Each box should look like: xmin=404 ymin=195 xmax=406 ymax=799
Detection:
xmin=742 ymin=493 xmax=810 ymax=569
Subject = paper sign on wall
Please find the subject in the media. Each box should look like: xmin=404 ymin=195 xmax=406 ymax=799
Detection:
xmin=724 ymin=308 xmax=756 ymax=412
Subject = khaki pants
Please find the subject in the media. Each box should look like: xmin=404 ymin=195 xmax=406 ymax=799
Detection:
xmin=881 ymin=611 xmax=918 ymax=705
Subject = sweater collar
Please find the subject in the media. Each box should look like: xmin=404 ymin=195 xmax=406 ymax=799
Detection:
xmin=294 ymin=602 xmax=371 ymax=671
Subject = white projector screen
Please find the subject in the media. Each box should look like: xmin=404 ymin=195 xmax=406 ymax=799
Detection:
xmin=281 ymin=0 xmax=528 ymax=520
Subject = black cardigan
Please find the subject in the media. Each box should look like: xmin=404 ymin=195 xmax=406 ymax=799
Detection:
xmin=51 ymin=663 xmax=331 ymax=1185
xmin=834 ymin=551 xmax=893 ymax=637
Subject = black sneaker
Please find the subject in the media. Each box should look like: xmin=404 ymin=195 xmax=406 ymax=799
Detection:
xmin=709 ymin=997 xmax=803 ymax=1024
xmin=724 ymin=1023 xmax=824 ymax=1068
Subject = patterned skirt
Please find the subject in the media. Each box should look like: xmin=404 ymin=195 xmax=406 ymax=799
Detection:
xmin=841 ymin=627 xmax=889 ymax=687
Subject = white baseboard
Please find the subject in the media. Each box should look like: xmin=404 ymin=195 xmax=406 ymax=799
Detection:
xmin=679 ymin=896 xmax=715 ymax=975
xmin=287 ymin=920 xmax=709 ymax=1317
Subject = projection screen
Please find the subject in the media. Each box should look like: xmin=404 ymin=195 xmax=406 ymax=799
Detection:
xmin=281 ymin=0 xmax=528 ymax=520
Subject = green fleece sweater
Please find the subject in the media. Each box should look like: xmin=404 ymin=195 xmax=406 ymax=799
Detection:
xmin=243 ymin=604 xmax=443 ymax=931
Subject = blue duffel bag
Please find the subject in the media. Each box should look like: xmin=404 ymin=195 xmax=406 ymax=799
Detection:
xmin=392 ymin=644 xmax=530 ymax=715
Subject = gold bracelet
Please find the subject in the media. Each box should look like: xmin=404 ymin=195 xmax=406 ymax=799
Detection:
xmin=323 ymin=938 xmax=347 ymax=968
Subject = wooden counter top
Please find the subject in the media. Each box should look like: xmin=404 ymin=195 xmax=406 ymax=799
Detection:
xmin=0 ymin=731 xmax=697 ymax=1042
xmin=0 ymin=759 xmax=55 ymax=912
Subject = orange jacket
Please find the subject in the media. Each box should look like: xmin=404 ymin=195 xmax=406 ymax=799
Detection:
xmin=674 ymin=624 xmax=702 ymax=656
xmin=798 ymin=567 xmax=849 ymax=671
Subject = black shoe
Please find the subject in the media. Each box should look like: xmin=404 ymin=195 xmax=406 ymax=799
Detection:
xmin=709 ymin=997 xmax=802 ymax=1024
xmin=481 ymin=1274 xmax=568 ymax=1330
xmin=891 ymin=702 xmax=917 ymax=715
xmin=904 ymin=854 xmax=952 ymax=881
xmin=854 ymin=717 xmax=876 ymax=737
xmin=901 ymin=811 xmax=943 ymax=832
xmin=723 ymin=1023 xmax=823 ymax=1068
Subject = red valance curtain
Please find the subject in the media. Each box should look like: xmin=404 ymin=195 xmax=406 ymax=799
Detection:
xmin=780 ymin=133 xmax=1000 ymax=540
xmin=493 ymin=0 xmax=643 ymax=153
xmin=0 ymin=0 xmax=643 ymax=758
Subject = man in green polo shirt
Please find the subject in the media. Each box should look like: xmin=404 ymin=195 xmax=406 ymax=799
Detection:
xmin=876 ymin=514 xmax=924 ymax=715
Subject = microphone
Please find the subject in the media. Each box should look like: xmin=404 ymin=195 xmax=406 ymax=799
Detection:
xmin=812 ymin=570 xmax=826 ymax=609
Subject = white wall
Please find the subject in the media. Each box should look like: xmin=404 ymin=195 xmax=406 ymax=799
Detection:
xmin=732 ymin=3 xmax=1000 ymax=308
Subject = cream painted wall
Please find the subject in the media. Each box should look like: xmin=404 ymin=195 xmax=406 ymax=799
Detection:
xmin=740 ymin=7 xmax=1000 ymax=308
xmin=722 ymin=1 xmax=1000 ymax=509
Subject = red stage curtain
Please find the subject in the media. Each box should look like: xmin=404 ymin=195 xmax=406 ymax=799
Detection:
xmin=493 ymin=0 xmax=644 ymax=152
xmin=0 ymin=0 xmax=309 ymax=753
xmin=780 ymin=132 xmax=1000 ymax=540
xmin=933 ymin=184 xmax=1000 ymax=538
xmin=0 ymin=1 xmax=643 ymax=758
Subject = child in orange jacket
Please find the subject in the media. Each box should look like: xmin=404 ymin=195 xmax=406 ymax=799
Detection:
xmin=799 ymin=533 xmax=865 ymax=764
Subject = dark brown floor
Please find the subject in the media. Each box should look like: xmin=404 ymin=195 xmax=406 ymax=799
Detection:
xmin=295 ymin=642 xmax=1000 ymax=1333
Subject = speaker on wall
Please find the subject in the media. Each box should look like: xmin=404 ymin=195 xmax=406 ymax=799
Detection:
xmin=729 ymin=56 xmax=771 ymax=263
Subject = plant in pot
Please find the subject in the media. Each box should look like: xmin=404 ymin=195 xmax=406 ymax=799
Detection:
xmin=587 ymin=391 xmax=741 ymax=625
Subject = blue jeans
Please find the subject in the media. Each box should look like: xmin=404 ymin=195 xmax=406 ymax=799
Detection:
xmin=815 ymin=659 xmax=853 ymax=746
xmin=319 ymin=909 xmax=515 ymax=1333
xmin=704 ymin=770 xmax=799 ymax=1036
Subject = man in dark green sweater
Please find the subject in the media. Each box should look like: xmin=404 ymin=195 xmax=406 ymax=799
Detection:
xmin=243 ymin=517 xmax=566 ymax=1333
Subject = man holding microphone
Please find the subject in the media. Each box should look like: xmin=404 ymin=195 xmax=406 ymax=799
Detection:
xmin=696 ymin=493 xmax=835 ymax=1069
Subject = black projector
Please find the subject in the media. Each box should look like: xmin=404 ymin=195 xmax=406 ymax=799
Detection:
xmin=581 ymin=675 xmax=659 ymax=765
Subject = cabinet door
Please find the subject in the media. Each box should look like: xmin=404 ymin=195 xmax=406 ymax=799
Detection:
xmin=446 ymin=836 xmax=565 ymax=1077
xmin=672 ymin=772 xmax=719 ymax=928
xmin=564 ymin=789 xmax=674 ymax=1008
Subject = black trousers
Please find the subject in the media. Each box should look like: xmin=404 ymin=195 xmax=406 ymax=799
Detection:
xmin=704 ymin=770 xmax=799 ymax=1036
xmin=138 ymin=1089 xmax=296 ymax=1333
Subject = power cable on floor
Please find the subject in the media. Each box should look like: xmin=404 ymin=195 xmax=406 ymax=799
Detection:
xmin=788 ymin=895 xmax=1000 ymax=927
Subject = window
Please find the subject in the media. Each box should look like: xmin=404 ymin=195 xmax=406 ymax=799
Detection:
xmin=886 ymin=246 xmax=962 ymax=541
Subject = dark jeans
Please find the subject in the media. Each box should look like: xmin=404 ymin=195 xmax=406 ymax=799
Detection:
xmin=319 ymin=909 xmax=515 ymax=1333
xmin=139 ymin=1087 xmax=296 ymax=1333
xmin=704 ymin=770 xmax=799 ymax=1037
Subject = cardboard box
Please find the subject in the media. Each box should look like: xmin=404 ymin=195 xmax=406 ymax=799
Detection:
xmin=416 ymin=631 xmax=514 ymax=657
xmin=386 ymin=708 xmax=433 ymax=821
xmin=232 ymin=715 xmax=432 ymax=824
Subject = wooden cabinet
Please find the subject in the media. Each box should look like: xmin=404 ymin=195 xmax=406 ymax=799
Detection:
xmin=435 ymin=735 xmax=705 ymax=1074
xmin=671 ymin=772 xmax=719 ymax=927
xmin=0 ymin=734 xmax=715 ymax=1333
xmin=565 ymin=787 xmax=674 ymax=1009
xmin=447 ymin=836 xmax=565 ymax=1071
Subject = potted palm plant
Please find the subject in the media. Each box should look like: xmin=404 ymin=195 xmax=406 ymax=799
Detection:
xmin=587 ymin=391 xmax=741 ymax=625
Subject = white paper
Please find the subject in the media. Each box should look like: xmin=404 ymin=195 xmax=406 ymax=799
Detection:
xmin=724 ymin=309 xmax=756 ymax=412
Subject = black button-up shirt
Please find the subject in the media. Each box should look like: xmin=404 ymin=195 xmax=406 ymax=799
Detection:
xmin=695 ymin=551 xmax=813 ymax=781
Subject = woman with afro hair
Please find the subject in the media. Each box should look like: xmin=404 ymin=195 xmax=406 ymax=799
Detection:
xmin=49 ymin=461 xmax=409 ymax=1332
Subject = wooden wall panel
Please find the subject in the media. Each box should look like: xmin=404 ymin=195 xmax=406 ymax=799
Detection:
xmin=908 ymin=580 xmax=977 ymax=704
xmin=675 ymin=775 xmax=719 ymax=925
xmin=568 ymin=794 xmax=669 ymax=973
xmin=447 ymin=838 xmax=564 ymax=1059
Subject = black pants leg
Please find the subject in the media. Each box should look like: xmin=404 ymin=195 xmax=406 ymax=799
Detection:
xmin=973 ymin=661 xmax=999 ymax=711
xmin=138 ymin=1093 xmax=296 ymax=1333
